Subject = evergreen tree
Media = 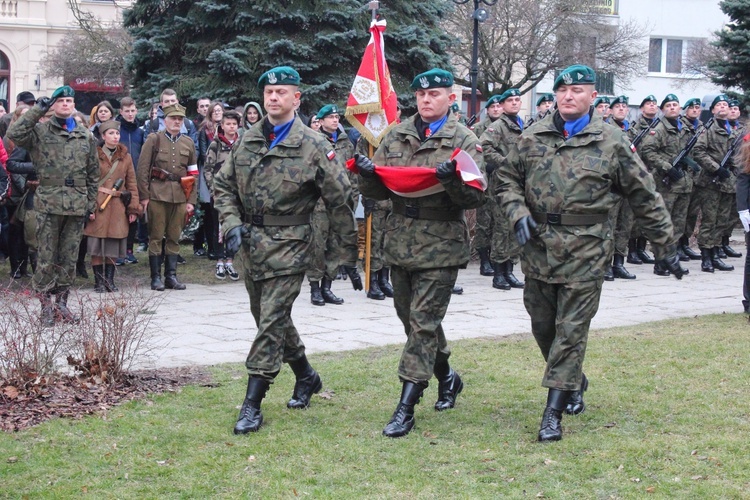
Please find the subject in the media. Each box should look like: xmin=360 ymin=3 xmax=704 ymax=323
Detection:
xmin=123 ymin=0 xmax=454 ymax=114
xmin=709 ymin=0 xmax=750 ymax=94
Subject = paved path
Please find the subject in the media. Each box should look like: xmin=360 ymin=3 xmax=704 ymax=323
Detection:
xmin=131 ymin=243 xmax=746 ymax=370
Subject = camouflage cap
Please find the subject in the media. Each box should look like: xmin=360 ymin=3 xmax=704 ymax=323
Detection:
xmin=51 ymin=85 xmax=75 ymax=100
xmin=710 ymin=94 xmax=728 ymax=111
xmin=315 ymin=104 xmax=340 ymax=120
xmin=593 ymin=96 xmax=611 ymax=107
xmin=163 ymin=103 xmax=187 ymax=118
xmin=660 ymin=94 xmax=679 ymax=108
xmin=99 ymin=120 xmax=120 ymax=135
xmin=410 ymin=68 xmax=454 ymax=90
xmin=536 ymin=93 xmax=554 ymax=106
xmin=257 ymin=66 xmax=301 ymax=89
xmin=610 ymin=95 xmax=629 ymax=106
xmin=640 ymin=95 xmax=657 ymax=107
xmin=499 ymin=88 xmax=521 ymax=103
xmin=553 ymin=65 xmax=596 ymax=91
xmin=682 ymin=98 xmax=701 ymax=109
xmin=485 ymin=93 xmax=504 ymax=108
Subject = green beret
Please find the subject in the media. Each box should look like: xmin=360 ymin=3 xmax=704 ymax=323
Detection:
xmin=536 ymin=94 xmax=554 ymax=106
xmin=611 ymin=95 xmax=629 ymax=106
xmin=660 ymin=94 xmax=679 ymax=108
xmin=552 ymin=65 xmax=596 ymax=91
xmin=728 ymin=99 xmax=740 ymax=108
xmin=51 ymin=85 xmax=75 ymax=100
xmin=683 ymin=98 xmax=701 ymax=109
xmin=257 ymin=66 xmax=301 ymax=88
xmin=163 ymin=103 xmax=186 ymax=118
xmin=640 ymin=95 xmax=657 ymax=107
xmin=99 ymin=120 xmax=120 ymax=135
xmin=450 ymin=102 xmax=460 ymax=113
xmin=710 ymin=94 xmax=728 ymax=111
xmin=593 ymin=96 xmax=611 ymax=107
xmin=316 ymin=104 xmax=340 ymax=120
xmin=410 ymin=68 xmax=454 ymax=90
xmin=500 ymin=88 xmax=521 ymax=103
xmin=485 ymin=94 xmax=504 ymax=108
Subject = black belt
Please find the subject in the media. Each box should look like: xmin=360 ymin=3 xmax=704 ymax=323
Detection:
xmin=243 ymin=213 xmax=312 ymax=227
xmin=532 ymin=212 xmax=609 ymax=226
xmin=392 ymin=200 xmax=464 ymax=221
xmin=40 ymin=177 xmax=87 ymax=187
xmin=150 ymin=173 xmax=182 ymax=182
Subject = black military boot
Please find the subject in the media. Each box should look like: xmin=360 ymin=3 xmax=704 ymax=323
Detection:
xmin=164 ymin=255 xmax=187 ymax=289
xmin=538 ymin=388 xmax=571 ymax=442
xmin=565 ymin=374 xmax=588 ymax=416
xmin=700 ymin=248 xmax=715 ymax=273
xmin=722 ymin=235 xmax=742 ymax=258
xmin=367 ymin=273 xmax=386 ymax=300
xmin=504 ymin=261 xmax=524 ymax=288
xmin=433 ymin=362 xmax=464 ymax=411
xmin=149 ymin=256 xmax=165 ymax=291
xmin=612 ymin=254 xmax=636 ymax=279
xmin=604 ymin=267 xmax=615 ymax=281
xmin=234 ymin=377 xmax=270 ymax=434
xmin=39 ymin=293 xmax=55 ymax=327
xmin=626 ymin=238 xmax=642 ymax=265
xmin=716 ymin=245 xmax=727 ymax=259
xmin=636 ymin=237 xmax=655 ymax=264
xmin=712 ymin=247 xmax=734 ymax=271
xmin=104 ymin=264 xmax=119 ymax=292
xmin=653 ymin=260 xmax=670 ymax=276
xmin=676 ymin=245 xmax=690 ymax=262
xmin=680 ymin=235 xmax=701 ymax=260
xmin=492 ymin=262 xmax=510 ymax=290
xmin=478 ymin=248 xmax=494 ymax=276
xmin=310 ymin=281 xmax=325 ymax=306
xmin=287 ymin=355 xmax=323 ymax=409
xmin=383 ymin=381 xmax=426 ymax=438
xmin=378 ymin=268 xmax=394 ymax=297
xmin=452 ymin=285 xmax=463 ymax=294
xmin=92 ymin=265 xmax=106 ymax=293
xmin=55 ymin=288 xmax=80 ymax=324
xmin=321 ymin=277 xmax=344 ymax=304
xmin=76 ymin=240 xmax=88 ymax=279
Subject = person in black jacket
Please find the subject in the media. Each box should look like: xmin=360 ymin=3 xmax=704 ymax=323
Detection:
xmin=735 ymin=134 xmax=750 ymax=313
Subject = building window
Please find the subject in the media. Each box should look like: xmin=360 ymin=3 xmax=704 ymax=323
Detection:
xmin=649 ymin=37 xmax=685 ymax=74
xmin=0 ymin=51 xmax=10 ymax=107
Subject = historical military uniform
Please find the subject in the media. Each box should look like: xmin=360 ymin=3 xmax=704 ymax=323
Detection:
xmin=6 ymin=85 xmax=99 ymax=325
xmin=358 ymin=68 xmax=486 ymax=438
xmin=136 ymin=103 xmax=197 ymax=291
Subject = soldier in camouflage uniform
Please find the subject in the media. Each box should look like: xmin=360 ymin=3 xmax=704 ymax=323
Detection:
xmin=679 ymin=98 xmax=704 ymax=260
xmin=481 ymin=88 xmax=525 ymax=290
xmin=720 ymin=99 xmax=744 ymax=259
xmin=640 ymin=94 xmax=694 ymax=276
xmin=356 ymin=68 xmax=486 ymax=438
xmin=496 ymin=65 xmax=683 ymax=442
xmin=213 ymin=67 xmax=361 ymax=434
xmin=693 ymin=94 xmax=737 ymax=272
xmin=307 ymin=104 xmax=357 ymax=305
xmin=6 ymin=85 xmax=98 ymax=326
xmin=526 ymin=93 xmax=554 ymax=128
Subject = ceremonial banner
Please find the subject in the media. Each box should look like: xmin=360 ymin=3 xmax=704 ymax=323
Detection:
xmin=345 ymin=18 xmax=399 ymax=147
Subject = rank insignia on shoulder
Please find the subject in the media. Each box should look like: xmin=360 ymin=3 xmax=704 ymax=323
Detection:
xmin=475 ymin=144 xmax=483 ymax=153
xmin=326 ymin=150 xmax=336 ymax=160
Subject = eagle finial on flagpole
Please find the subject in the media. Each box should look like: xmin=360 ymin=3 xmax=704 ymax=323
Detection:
xmin=368 ymin=0 xmax=379 ymax=21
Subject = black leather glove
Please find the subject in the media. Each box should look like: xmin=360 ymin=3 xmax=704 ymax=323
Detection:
xmin=662 ymin=253 xmax=685 ymax=280
xmin=225 ymin=225 xmax=249 ymax=255
xmin=683 ymin=157 xmax=700 ymax=173
xmin=120 ymin=190 xmax=132 ymax=208
xmin=354 ymin=154 xmax=376 ymax=178
xmin=342 ymin=265 xmax=363 ymax=290
xmin=36 ymin=97 xmax=54 ymax=112
xmin=435 ymin=159 xmax=457 ymax=180
xmin=716 ymin=167 xmax=731 ymax=180
xmin=667 ymin=166 xmax=684 ymax=182
xmin=514 ymin=215 xmax=538 ymax=246
xmin=363 ymin=198 xmax=376 ymax=216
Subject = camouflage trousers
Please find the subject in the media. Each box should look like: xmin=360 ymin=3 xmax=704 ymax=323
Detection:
xmin=611 ymin=198 xmax=634 ymax=256
xmin=684 ymin=188 xmax=701 ymax=239
xmin=524 ymin=277 xmax=603 ymax=391
xmin=696 ymin=187 xmax=734 ymax=248
xmin=24 ymin=207 xmax=38 ymax=252
xmin=662 ymin=191 xmax=690 ymax=245
xmin=244 ymin=272 xmax=306 ymax=381
xmin=391 ymin=265 xmax=457 ymax=384
xmin=473 ymin=199 xmax=494 ymax=251
xmin=721 ymin=198 xmax=738 ymax=238
xmin=364 ymin=200 xmax=390 ymax=272
xmin=147 ymin=200 xmax=186 ymax=256
xmin=308 ymin=205 xmax=340 ymax=282
xmin=490 ymin=194 xmax=520 ymax=263
xmin=32 ymin=213 xmax=85 ymax=293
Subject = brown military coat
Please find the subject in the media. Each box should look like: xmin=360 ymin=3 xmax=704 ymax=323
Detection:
xmin=136 ymin=130 xmax=197 ymax=204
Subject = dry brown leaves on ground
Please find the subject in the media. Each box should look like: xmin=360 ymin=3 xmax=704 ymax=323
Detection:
xmin=0 ymin=367 xmax=212 ymax=432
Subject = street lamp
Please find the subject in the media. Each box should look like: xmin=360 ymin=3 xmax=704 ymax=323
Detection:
xmin=452 ymin=0 xmax=497 ymax=120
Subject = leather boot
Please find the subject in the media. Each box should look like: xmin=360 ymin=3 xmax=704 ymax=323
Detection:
xmin=504 ymin=261 xmax=524 ymax=288
xmin=478 ymin=248 xmax=493 ymax=276
xmin=636 ymin=237 xmax=655 ymax=264
xmin=492 ymin=262 xmax=510 ymax=290
xmin=93 ymin=265 xmax=106 ymax=293
xmin=604 ymin=267 xmax=615 ymax=281
xmin=653 ymin=260 xmax=670 ymax=276
xmin=29 ymin=253 xmax=38 ymax=274
xmin=676 ymin=246 xmax=690 ymax=262
xmin=321 ymin=277 xmax=343 ymax=304
xmin=383 ymin=381 xmax=426 ymax=438
xmin=627 ymin=238 xmax=642 ymax=265
xmin=310 ymin=281 xmax=325 ymax=306
xmin=76 ymin=240 xmax=88 ymax=279
xmin=538 ymin=388 xmax=571 ymax=442
xmin=700 ymin=247 xmax=714 ymax=273
xmin=55 ymin=289 xmax=80 ymax=324
xmin=680 ymin=235 xmax=701 ymax=260
xmin=612 ymin=254 xmax=636 ymax=279
xmin=433 ymin=362 xmax=463 ymax=411
xmin=149 ymin=255 xmax=165 ymax=291
xmin=452 ymin=285 xmax=463 ymax=294
xmin=716 ymin=245 xmax=727 ymax=259
xmin=565 ymin=374 xmax=588 ymax=416
xmin=104 ymin=264 xmax=118 ymax=292
xmin=234 ymin=377 xmax=270 ymax=434
xmin=712 ymin=247 xmax=734 ymax=271
xmin=39 ymin=293 xmax=55 ymax=327
xmin=378 ymin=268 xmax=394 ymax=297
xmin=367 ymin=273 xmax=386 ymax=300
xmin=287 ymin=355 xmax=323 ymax=409
xmin=164 ymin=255 xmax=187 ymax=289
xmin=722 ymin=235 xmax=742 ymax=258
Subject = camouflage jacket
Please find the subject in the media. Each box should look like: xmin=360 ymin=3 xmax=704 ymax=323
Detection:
xmin=136 ymin=131 xmax=198 ymax=204
xmin=471 ymin=116 xmax=494 ymax=139
xmin=639 ymin=118 xmax=693 ymax=194
xmin=321 ymin=129 xmax=358 ymax=211
xmin=204 ymin=135 xmax=236 ymax=194
xmin=495 ymin=111 xmax=674 ymax=283
xmin=6 ymin=106 xmax=98 ymax=216
xmin=359 ymin=113 xmax=486 ymax=270
xmin=693 ymin=119 xmax=735 ymax=193
xmin=629 ymin=115 xmax=656 ymax=153
xmin=213 ymin=116 xmax=358 ymax=281
xmin=480 ymin=113 xmax=523 ymax=175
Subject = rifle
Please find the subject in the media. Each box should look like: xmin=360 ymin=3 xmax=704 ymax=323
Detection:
xmin=710 ymin=126 xmax=746 ymax=185
xmin=466 ymin=114 xmax=479 ymax=128
xmin=630 ymin=117 xmax=661 ymax=150
xmin=662 ymin=117 xmax=714 ymax=187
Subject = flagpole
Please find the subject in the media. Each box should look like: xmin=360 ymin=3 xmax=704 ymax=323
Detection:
xmin=363 ymin=1 xmax=379 ymax=294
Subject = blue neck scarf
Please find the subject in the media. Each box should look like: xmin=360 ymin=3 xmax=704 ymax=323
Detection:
xmin=508 ymin=114 xmax=524 ymax=131
xmin=691 ymin=118 xmax=700 ymax=131
xmin=331 ymin=131 xmax=338 ymax=143
xmin=270 ymin=118 xmax=295 ymax=149
xmin=564 ymin=114 xmax=591 ymax=140
xmin=426 ymin=115 xmax=448 ymax=137
xmin=621 ymin=119 xmax=630 ymax=131
xmin=724 ymin=121 xmax=732 ymax=134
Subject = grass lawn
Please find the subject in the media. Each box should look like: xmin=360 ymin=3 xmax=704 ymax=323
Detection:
xmin=1 ymin=314 xmax=749 ymax=498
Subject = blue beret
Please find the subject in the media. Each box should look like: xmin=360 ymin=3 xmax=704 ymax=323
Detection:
xmin=257 ymin=66 xmax=301 ymax=88
xmin=553 ymin=65 xmax=596 ymax=91
xmin=410 ymin=68 xmax=454 ymax=90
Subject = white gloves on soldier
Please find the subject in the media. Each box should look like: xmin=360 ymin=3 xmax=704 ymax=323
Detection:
xmin=739 ymin=209 xmax=750 ymax=232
